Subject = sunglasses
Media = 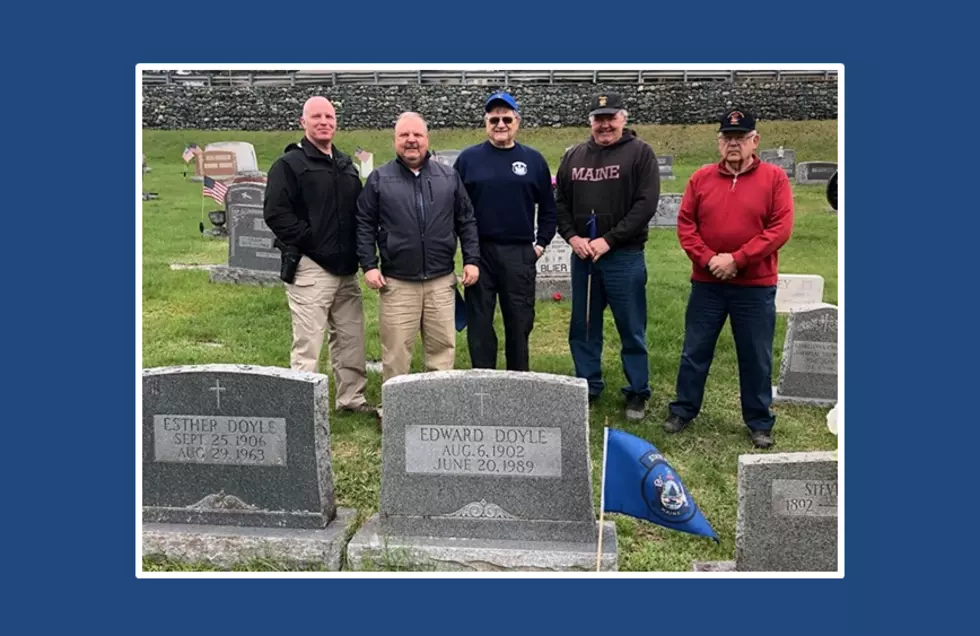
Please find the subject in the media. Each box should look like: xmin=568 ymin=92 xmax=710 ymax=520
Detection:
xmin=488 ymin=116 xmax=514 ymax=126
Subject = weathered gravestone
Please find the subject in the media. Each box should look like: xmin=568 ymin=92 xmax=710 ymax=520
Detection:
xmin=650 ymin=193 xmax=683 ymax=228
xmin=772 ymin=305 xmax=838 ymax=407
xmin=142 ymin=364 xmax=356 ymax=570
xmin=796 ymin=161 xmax=838 ymax=185
xmin=209 ymin=181 xmax=283 ymax=287
xmin=776 ymin=274 xmax=827 ymax=314
xmin=693 ymin=452 xmax=838 ymax=572
xmin=346 ymin=370 xmax=618 ymax=571
xmin=535 ymin=231 xmax=572 ymax=300
xmin=759 ymin=148 xmax=797 ymax=179
xmin=657 ymin=155 xmax=675 ymax=180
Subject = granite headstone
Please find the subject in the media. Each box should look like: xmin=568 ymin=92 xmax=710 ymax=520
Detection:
xmin=141 ymin=364 xmax=356 ymax=570
xmin=693 ymin=452 xmax=838 ymax=573
xmin=206 ymin=141 xmax=262 ymax=175
xmin=657 ymin=155 xmax=675 ymax=180
xmin=209 ymin=181 xmax=283 ymax=287
xmin=796 ymin=161 xmax=838 ymax=185
xmin=759 ymin=147 xmax=797 ymax=179
xmin=775 ymin=274 xmax=826 ymax=314
xmin=773 ymin=305 xmax=838 ymax=407
xmin=737 ymin=452 xmax=838 ymax=571
xmin=535 ymin=231 xmax=572 ymax=300
xmin=346 ymin=370 xmax=617 ymax=571
xmin=650 ymin=193 xmax=683 ymax=228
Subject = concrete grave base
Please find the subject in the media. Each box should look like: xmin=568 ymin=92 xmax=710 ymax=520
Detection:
xmin=346 ymin=513 xmax=618 ymax=572
xmin=535 ymin=277 xmax=572 ymax=301
xmin=772 ymin=386 xmax=836 ymax=408
xmin=692 ymin=560 xmax=737 ymax=572
xmin=142 ymin=508 xmax=357 ymax=571
xmin=209 ymin=265 xmax=283 ymax=287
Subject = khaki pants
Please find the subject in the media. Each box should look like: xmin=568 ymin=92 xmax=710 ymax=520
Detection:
xmin=285 ymin=256 xmax=368 ymax=410
xmin=378 ymin=273 xmax=457 ymax=384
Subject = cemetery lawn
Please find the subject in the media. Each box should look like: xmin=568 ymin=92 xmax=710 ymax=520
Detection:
xmin=141 ymin=121 xmax=838 ymax=572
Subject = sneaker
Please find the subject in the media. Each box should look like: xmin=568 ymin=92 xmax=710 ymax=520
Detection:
xmin=625 ymin=396 xmax=646 ymax=421
xmin=662 ymin=413 xmax=690 ymax=434
xmin=750 ymin=429 xmax=774 ymax=449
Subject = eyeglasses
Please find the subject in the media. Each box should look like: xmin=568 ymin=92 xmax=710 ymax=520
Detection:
xmin=488 ymin=116 xmax=514 ymax=126
xmin=720 ymin=134 xmax=756 ymax=145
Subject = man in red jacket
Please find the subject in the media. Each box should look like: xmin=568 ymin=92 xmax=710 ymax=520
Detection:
xmin=664 ymin=108 xmax=794 ymax=448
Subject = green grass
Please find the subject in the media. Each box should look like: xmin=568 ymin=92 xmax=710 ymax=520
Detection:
xmin=141 ymin=120 xmax=838 ymax=572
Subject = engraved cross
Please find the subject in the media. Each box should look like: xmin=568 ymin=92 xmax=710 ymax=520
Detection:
xmin=475 ymin=392 xmax=490 ymax=417
xmin=209 ymin=379 xmax=226 ymax=410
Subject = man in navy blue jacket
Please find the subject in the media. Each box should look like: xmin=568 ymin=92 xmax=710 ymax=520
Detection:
xmin=454 ymin=92 xmax=557 ymax=371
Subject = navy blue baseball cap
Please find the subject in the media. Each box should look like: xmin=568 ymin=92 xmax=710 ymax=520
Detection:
xmin=719 ymin=108 xmax=757 ymax=132
xmin=485 ymin=91 xmax=519 ymax=113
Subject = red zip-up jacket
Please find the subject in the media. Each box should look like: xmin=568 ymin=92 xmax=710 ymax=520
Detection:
xmin=676 ymin=155 xmax=794 ymax=286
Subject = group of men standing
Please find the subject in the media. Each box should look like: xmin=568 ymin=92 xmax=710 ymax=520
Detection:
xmin=262 ymin=91 xmax=793 ymax=449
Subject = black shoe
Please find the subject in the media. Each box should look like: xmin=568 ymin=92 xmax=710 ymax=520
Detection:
xmin=750 ymin=429 xmax=774 ymax=449
xmin=625 ymin=396 xmax=647 ymax=421
xmin=662 ymin=413 xmax=690 ymax=434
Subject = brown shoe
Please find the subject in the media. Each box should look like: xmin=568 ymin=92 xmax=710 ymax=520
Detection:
xmin=340 ymin=403 xmax=379 ymax=418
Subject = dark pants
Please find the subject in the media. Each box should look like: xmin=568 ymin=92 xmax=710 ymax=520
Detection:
xmin=669 ymin=281 xmax=777 ymax=431
xmin=569 ymin=247 xmax=650 ymax=401
xmin=465 ymin=242 xmax=536 ymax=371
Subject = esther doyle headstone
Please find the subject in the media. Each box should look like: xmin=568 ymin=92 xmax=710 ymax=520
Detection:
xmin=772 ymin=305 xmax=838 ymax=407
xmin=346 ymin=370 xmax=617 ymax=571
xmin=209 ymin=181 xmax=283 ymax=287
xmin=141 ymin=364 xmax=356 ymax=570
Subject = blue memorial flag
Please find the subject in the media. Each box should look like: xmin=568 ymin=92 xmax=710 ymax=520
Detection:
xmin=600 ymin=427 xmax=719 ymax=542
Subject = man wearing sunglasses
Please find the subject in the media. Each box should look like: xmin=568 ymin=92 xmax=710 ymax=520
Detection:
xmin=555 ymin=92 xmax=660 ymax=421
xmin=453 ymin=92 xmax=557 ymax=372
xmin=664 ymin=108 xmax=795 ymax=449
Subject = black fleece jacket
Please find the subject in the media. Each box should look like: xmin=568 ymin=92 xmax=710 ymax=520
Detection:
xmin=263 ymin=137 xmax=363 ymax=276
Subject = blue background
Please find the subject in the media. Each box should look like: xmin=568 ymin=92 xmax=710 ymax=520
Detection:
xmin=7 ymin=0 xmax=961 ymax=632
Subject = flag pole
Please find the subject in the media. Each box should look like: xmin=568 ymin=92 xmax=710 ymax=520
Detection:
xmin=199 ymin=180 xmax=206 ymax=235
xmin=596 ymin=419 xmax=610 ymax=572
xmin=585 ymin=209 xmax=596 ymax=342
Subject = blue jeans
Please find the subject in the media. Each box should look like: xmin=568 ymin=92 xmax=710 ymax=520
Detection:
xmin=669 ymin=281 xmax=777 ymax=431
xmin=569 ymin=248 xmax=651 ymax=401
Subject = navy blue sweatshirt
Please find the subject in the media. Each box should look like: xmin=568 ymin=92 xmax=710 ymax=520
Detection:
xmin=454 ymin=141 xmax=557 ymax=247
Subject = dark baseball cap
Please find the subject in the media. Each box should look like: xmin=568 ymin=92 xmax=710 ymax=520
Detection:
xmin=485 ymin=91 xmax=519 ymax=113
xmin=719 ymin=109 xmax=757 ymax=132
xmin=589 ymin=92 xmax=625 ymax=116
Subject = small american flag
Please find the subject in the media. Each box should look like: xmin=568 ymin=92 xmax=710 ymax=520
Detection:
xmin=203 ymin=176 xmax=228 ymax=204
xmin=354 ymin=147 xmax=372 ymax=163
xmin=182 ymin=143 xmax=198 ymax=162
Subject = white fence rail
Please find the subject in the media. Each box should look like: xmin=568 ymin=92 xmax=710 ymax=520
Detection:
xmin=143 ymin=69 xmax=838 ymax=88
